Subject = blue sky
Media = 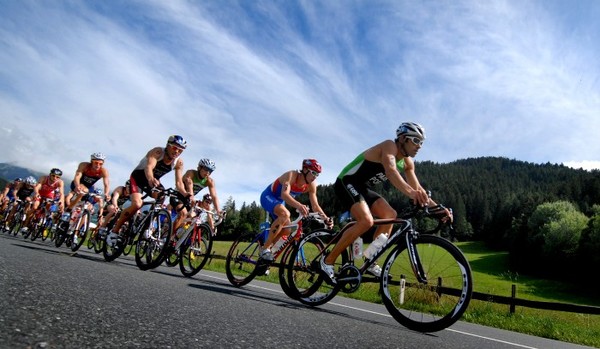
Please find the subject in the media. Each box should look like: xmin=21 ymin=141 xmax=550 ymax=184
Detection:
xmin=1 ymin=0 xmax=599 ymax=206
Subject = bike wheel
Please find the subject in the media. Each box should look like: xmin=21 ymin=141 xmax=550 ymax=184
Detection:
xmin=121 ymin=221 xmax=136 ymax=256
xmin=11 ymin=210 xmax=23 ymax=236
xmin=135 ymin=209 xmax=172 ymax=270
xmin=40 ymin=218 xmax=52 ymax=242
xmin=225 ymin=232 xmax=262 ymax=287
xmin=179 ymin=223 xmax=213 ymax=277
xmin=30 ymin=211 xmax=46 ymax=241
xmin=71 ymin=211 xmax=90 ymax=252
xmin=278 ymin=243 xmax=299 ymax=299
xmin=380 ymin=234 xmax=473 ymax=333
xmin=286 ymin=229 xmax=346 ymax=306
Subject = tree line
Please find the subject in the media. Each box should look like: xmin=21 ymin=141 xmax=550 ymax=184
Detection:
xmin=216 ymin=156 xmax=600 ymax=283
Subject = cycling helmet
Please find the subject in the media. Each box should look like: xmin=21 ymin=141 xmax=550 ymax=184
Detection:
xmin=203 ymin=193 xmax=213 ymax=203
xmin=302 ymin=159 xmax=322 ymax=173
xmin=14 ymin=177 xmax=23 ymax=182
xmin=167 ymin=135 xmax=187 ymax=149
xmin=396 ymin=122 xmax=426 ymax=140
xmin=25 ymin=176 xmax=37 ymax=186
xmin=198 ymin=158 xmax=216 ymax=172
xmin=50 ymin=168 xmax=63 ymax=176
xmin=91 ymin=152 xmax=106 ymax=161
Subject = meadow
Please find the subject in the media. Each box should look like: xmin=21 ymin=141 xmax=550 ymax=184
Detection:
xmin=204 ymin=240 xmax=600 ymax=348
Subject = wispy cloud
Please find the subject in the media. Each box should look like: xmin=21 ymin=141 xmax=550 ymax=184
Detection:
xmin=1 ymin=0 xmax=599 ymax=206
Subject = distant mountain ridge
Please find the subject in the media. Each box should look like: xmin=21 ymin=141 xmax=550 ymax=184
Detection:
xmin=0 ymin=163 xmax=73 ymax=188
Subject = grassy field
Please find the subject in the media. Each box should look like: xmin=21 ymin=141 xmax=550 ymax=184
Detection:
xmin=203 ymin=239 xmax=600 ymax=348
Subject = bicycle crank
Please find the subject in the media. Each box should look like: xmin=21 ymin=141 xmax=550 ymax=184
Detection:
xmin=337 ymin=264 xmax=362 ymax=293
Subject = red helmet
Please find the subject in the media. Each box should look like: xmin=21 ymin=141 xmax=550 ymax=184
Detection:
xmin=302 ymin=159 xmax=322 ymax=173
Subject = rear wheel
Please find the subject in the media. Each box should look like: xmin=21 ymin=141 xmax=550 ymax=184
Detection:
xmin=179 ymin=223 xmax=213 ymax=277
xmin=135 ymin=209 xmax=172 ymax=271
xmin=380 ymin=234 xmax=473 ymax=333
xmin=30 ymin=209 xmax=47 ymax=241
xmin=225 ymin=232 xmax=261 ymax=287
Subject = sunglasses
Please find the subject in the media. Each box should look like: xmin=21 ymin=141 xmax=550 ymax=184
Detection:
xmin=203 ymin=199 xmax=212 ymax=204
xmin=51 ymin=174 xmax=61 ymax=179
xmin=406 ymin=136 xmax=424 ymax=146
xmin=91 ymin=160 xmax=104 ymax=165
xmin=200 ymin=166 xmax=213 ymax=174
xmin=309 ymin=170 xmax=320 ymax=177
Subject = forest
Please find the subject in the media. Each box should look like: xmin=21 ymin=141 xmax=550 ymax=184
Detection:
xmin=218 ymin=156 xmax=600 ymax=283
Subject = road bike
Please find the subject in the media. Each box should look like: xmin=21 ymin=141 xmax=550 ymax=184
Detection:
xmin=23 ymin=198 xmax=55 ymax=241
xmin=54 ymin=192 xmax=102 ymax=251
xmin=286 ymin=203 xmax=473 ymax=333
xmin=225 ymin=211 xmax=326 ymax=298
xmin=169 ymin=207 xmax=226 ymax=277
xmin=102 ymin=187 xmax=177 ymax=270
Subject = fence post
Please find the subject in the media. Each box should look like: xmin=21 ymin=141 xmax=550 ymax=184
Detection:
xmin=510 ymin=284 xmax=516 ymax=313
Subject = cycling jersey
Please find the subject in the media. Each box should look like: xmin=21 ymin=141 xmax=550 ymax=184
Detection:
xmin=16 ymin=185 xmax=35 ymax=200
xmin=39 ymin=176 xmax=60 ymax=200
xmin=80 ymin=164 xmax=103 ymax=188
xmin=334 ymin=153 xmax=406 ymax=209
xmin=130 ymin=148 xmax=180 ymax=193
xmin=4 ymin=182 xmax=18 ymax=200
xmin=192 ymin=172 xmax=209 ymax=195
xmin=260 ymin=174 xmax=308 ymax=219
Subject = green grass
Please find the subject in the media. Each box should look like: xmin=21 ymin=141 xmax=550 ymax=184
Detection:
xmin=204 ymin=240 xmax=600 ymax=348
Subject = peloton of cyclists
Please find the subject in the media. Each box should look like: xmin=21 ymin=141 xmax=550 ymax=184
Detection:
xmin=22 ymin=168 xmax=66 ymax=232
xmin=7 ymin=176 xmax=37 ymax=233
xmin=97 ymin=180 xmax=132 ymax=234
xmin=106 ymin=135 xmax=188 ymax=247
xmin=259 ymin=159 xmax=333 ymax=262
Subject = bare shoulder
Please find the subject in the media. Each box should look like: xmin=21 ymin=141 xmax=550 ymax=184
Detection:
xmin=364 ymin=139 xmax=396 ymax=162
xmin=148 ymin=147 xmax=164 ymax=158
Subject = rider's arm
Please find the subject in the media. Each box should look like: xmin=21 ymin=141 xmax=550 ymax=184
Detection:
xmin=73 ymin=162 xmax=86 ymax=192
xmin=307 ymin=182 xmax=332 ymax=227
xmin=102 ymin=168 xmax=110 ymax=201
xmin=378 ymin=141 xmax=428 ymax=206
xmin=33 ymin=177 xmax=43 ymax=197
xmin=207 ymin=178 xmax=221 ymax=215
xmin=173 ymin=159 xmax=187 ymax=195
xmin=144 ymin=148 xmax=161 ymax=187
xmin=110 ymin=187 xmax=122 ymax=207
xmin=280 ymin=171 xmax=308 ymax=216
xmin=181 ymin=170 xmax=195 ymax=201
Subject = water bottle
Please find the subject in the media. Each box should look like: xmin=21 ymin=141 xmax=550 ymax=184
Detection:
xmin=339 ymin=211 xmax=352 ymax=224
xmin=60 ymin=212 xmax=70 ymax=222
xmin=258 ymin=221 xmax=270 ymax=244
xmin=353 ymin=237 xmax=363 ymax=258
xmin=363 ymin=234 xmax=388 ymax=259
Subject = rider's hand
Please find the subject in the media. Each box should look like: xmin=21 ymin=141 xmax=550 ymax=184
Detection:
xmin=412 ymin=188 xmax=429 ymax=207
xmin=298 ymin=205 xmax=309 ymax=217
xmin=324 ymin=217 xmax=334 ymax=229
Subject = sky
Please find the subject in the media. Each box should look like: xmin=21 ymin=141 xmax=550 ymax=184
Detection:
xmin=1 ymin=0 xmax=599 ymax=207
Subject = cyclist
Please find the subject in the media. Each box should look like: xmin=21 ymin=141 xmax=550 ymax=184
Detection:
xmin=259 ymin=159 xmax=333 ymax=262
xmin=9 ymin=176 xmax=37 ymax=233
xmin=97 ymin=180 xmax=132 ymax=232
xmin=172 ymin=158 xmax=222 ymax=238
xmin=320 ymin=122 xmax=451 ymax=284
xmin=106 ymin=135 xmax=187 ymax=247
xmin=64 ymin=152 xmax=110 ymax=214
xmin=197 ymin=193 xmax=215 ymax=231
xmin=0 ymin=177 xmax=22 ymax=212
xmin=23 ymin=169 xmax=66 ymax=231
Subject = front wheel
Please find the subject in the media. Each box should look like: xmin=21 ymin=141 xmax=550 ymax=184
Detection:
xmin=135 ymin=209 xmax=172 ymax=271
xmin=380 ymin=234 xmax=473 ymax=333
xmin=225 ymin=232 xmax=261 ymax=287
xmin=179 ymin=223 xmax=213 ymax=277
xmin=286 ymin=229 xmax=345 ymax=306
xmin=71 ymin=211 xmax=90 ymax=252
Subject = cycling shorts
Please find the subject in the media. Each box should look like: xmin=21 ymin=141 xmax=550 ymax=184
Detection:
xmin=334 ymin=177 xmax=382 ymax=211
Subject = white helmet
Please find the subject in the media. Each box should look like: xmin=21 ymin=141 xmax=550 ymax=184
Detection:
xmin=396 ymin=122 xmax=426 ymax=140
xmin=91 ymin=152 xmax=106 ymax=161
xmin=25 ymin=176 xmax=37 ymax=186
xmin=198 ymin=158 xmax=216 ymax=172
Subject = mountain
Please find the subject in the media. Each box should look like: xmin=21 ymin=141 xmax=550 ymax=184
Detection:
xmin=0 ymin=163 xmax=73 ymax=188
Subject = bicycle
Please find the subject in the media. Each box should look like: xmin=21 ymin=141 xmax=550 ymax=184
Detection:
xmin=54 ymin=192 xmax=102 ymax=251
xmin=5 ymin=199 xmax=28 ymax=236
xmin=170 ymin=207 xmax=226 ymax=277
xmin=102 ymin=187 xmax=177 ymax=270
xmin=285 ymin=203 xmax=473 ymax=333
xmin=24 ymin=198 xmax=55 ymax=241
xmin=225 ymin=211 xmax=326 ymax=299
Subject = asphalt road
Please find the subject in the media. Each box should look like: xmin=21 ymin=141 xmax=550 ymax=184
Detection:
xmin=0 ymin=233 xmax=595 ymax=349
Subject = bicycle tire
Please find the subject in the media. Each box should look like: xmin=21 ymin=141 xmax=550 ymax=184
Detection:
xmin=278 ymin=243 xmax=301 ymax=300
xmin=40 ymin=217 xmax=53 ymax=242
xmin=135 ymin=209 xmax=172 ymax=271
xmin=29 ymin=209 xmax=46 ymax=241
xmin=225 ymin=232 xmax=261 ymax=287
xmin=165 ymin=247 xmax=180 ymax=267
xmin=380 ymin=234 xmax=473 ymax=333
xmin=179 ymin=223 xmax=213 ymax=277
xmin=71 ymin=211 xmax=90 ymax=252
xmin=11 ymin=210 xmax=24 ymax=236
xmin=286 ymin=229 xmax=346 ymax=306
